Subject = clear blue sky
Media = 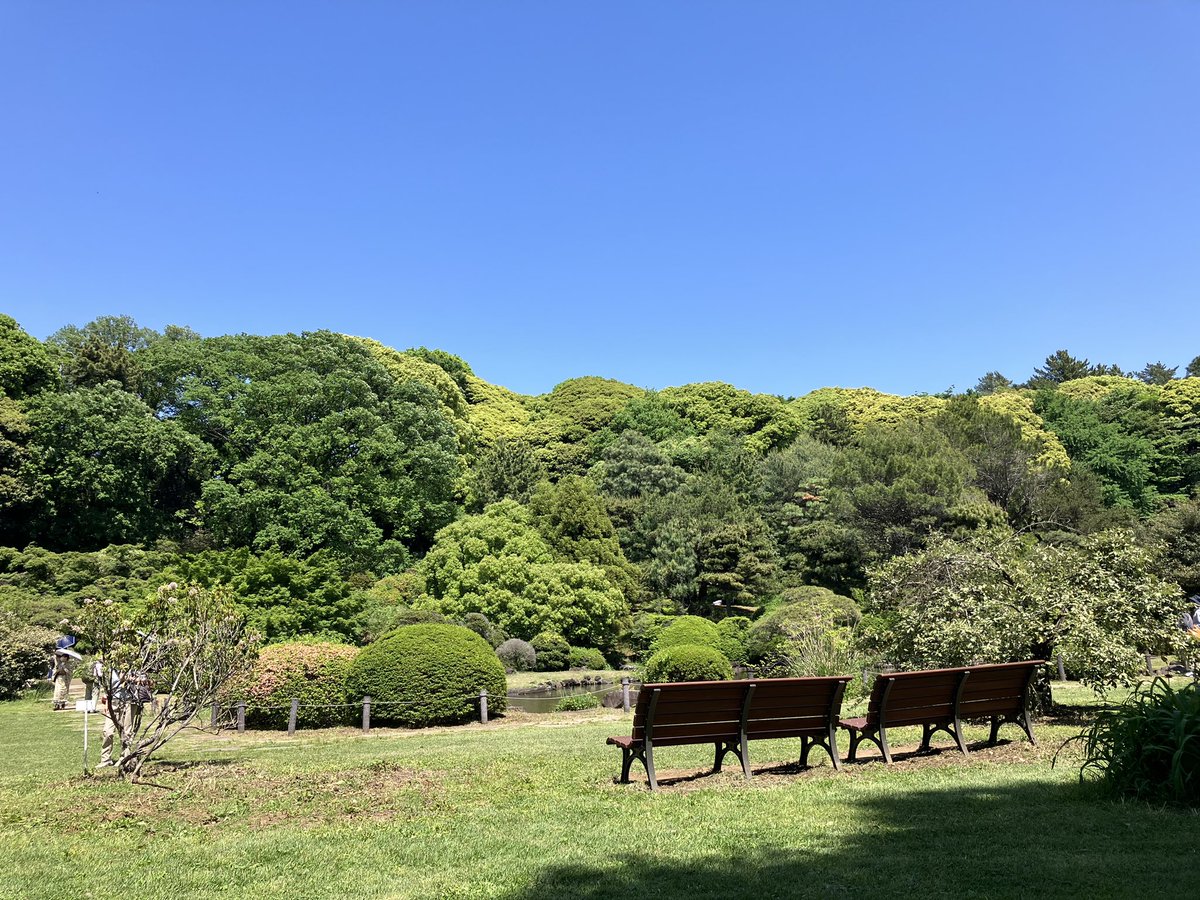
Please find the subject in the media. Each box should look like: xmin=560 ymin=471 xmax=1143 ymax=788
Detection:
xmin=3 ymin=2 xmax=1198 ymax=397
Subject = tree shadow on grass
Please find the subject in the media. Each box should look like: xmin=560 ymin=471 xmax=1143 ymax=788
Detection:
xmin=508 ymin=780 xmax=1196 ymax=900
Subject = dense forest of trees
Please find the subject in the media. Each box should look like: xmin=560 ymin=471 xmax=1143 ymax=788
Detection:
xmin=2 ymin=313 xmax=1197 ymax=684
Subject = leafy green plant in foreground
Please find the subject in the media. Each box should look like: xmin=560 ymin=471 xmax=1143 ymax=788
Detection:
xmin=1074 ymin=676 xmax=1200 ymax=806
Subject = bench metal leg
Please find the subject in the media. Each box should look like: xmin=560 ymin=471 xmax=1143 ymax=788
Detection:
xmin=619 ymin=747 xmax=646 ymax=784
xmin=987 ymin=713 xmax=1037 ymax=747
xmin=846 ymin=726 xmax=890 ymax=763
xmin=645 ymin=742 xmax=658 ymax=791
xmin=799 ymin=728 xmax=842 ymax=771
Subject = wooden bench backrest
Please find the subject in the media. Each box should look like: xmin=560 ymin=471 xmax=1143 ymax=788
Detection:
xmin=958 ymin=660 xmax=1043 ymax=719
xmin=865 ymin=669 xmax=962 ymax=728
xmin=631 ymin=677 xmax=851 ymax=747
xmin=744 ymin=676 xmax=850 ymax=740
xmin=631 ymin=681 xmax=745 ymax=747
xmin=865 ymin=661 xmax=1043 ymax=728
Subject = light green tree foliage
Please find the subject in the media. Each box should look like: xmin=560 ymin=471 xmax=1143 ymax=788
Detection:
xmin=1159 ymin=379 xmax=1200 ymax=496
xmin=466 ymin=438 xmax=545 ymax=510
xmin=20 ymin=383 xmax=213 ymax=549
xmin=588 ymin=393 xmax=696 ymax=454
xmin=1056 ymin=375 xmax=1154 ymax=403
xmin=143 ymin=331 xmax=459 ymax=567
xmin=462 ymin=374 xmax=534 ymax=447
xmin=170 ymin=549 xmax=366 ymax=643
xmin=975 ymin=391 xmax=1071 ymax=471
xmin=791 ymin=387 xmax=946 ymax=435
xmin=528 ymin=377 xmax=646 ymax=476
xmin=658 ymin=382 xmax=803 ymax=454
xmin=0 ymin=315 xmax=58 ymax=399
xmin=352 ymin=337 xmax=473 ymax=444
xmin=833 ymin=421 xmax=972 ymax=559
xmin=417 ymin=501 xmax=628 ymax=648
xmin=868 ymin=529 xmax=1186 ymax=690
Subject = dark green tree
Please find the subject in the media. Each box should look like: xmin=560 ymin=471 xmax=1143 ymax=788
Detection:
xmin=1029 ymin=350 xmax=1095 ymax=387
xmin=1138 ymin=362 xmax=1178 ymax=385
xmin=467 ymin=438 xmax=545 ymax=510
xmin=833 ymin=421 xmax=973 ymax=560
xmin=19 ymin=383 xmax=213 ymax=549
xmin=971 ymin=371 xmax=1014 ymax=396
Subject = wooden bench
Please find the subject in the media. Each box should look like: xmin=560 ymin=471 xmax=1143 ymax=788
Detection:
xmin=607 ymin=676 xmax=851 ymax=790
xmin=839 ymin=660 xmax=1044 ymax=764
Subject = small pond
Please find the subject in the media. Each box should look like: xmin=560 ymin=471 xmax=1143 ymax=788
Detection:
xmin=506 ymin=681 xmax=639 ymax=714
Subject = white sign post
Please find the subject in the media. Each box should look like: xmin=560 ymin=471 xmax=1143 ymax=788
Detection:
xmin=76 ymin=699 xmax=97 ymax=773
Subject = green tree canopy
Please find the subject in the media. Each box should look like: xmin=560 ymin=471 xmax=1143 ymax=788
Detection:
xmin=0 ymin=315 xmax=57 ymax=400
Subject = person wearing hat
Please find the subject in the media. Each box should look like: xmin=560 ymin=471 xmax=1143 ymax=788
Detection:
xmin=50 ymin=635 xmax=81 ymax=711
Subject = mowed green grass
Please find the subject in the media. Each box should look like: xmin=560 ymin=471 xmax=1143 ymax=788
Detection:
xmin=0 ymin=681 xmax=1195 ymax=900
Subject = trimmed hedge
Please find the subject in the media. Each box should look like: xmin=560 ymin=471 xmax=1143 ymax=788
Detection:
xmin=532 ymin=631 xmax=570 ymax=671
xmin=644 ymin=644 xmax=733 ymax=683
xmin=238 ymin=641 xmax=358 ymax=729
xmin=345 ymin=624 xmax=507 ymax=728
xmin=496 ymin=638 xmax=537 ymax=672
xmin=650 ymin=616 xmax=721 ymax=657
xmin=568 ymin=646 xmax=608 ymax=670
xmin=716 ymin=616 xmax=752 ymax=666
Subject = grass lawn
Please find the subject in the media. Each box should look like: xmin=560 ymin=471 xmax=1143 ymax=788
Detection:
xmin=1 ymin=679 xmax=1195 ymax=899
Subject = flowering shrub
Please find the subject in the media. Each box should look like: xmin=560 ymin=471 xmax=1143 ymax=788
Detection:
xmin=233 ymin=641 xmax=358 ymax=729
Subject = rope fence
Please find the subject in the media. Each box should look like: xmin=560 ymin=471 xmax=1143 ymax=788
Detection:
xmin=207 ymin=678 xmax=641 ymax=735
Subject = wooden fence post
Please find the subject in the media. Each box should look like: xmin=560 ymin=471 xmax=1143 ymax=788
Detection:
xmin=236 ymin=702 xmax=245 ymax=733
xmin=1146 ymin=653 xmax=1154 ymax=676
xmin=1057 ymin=655 xmax=1066 ymax=682
xmin=621 ymin=678 xmax=630 ymax=714
xmin=287 ymin=698 xmax=299 ymax=736
xmin=362 ymin=696 xmax=371 ymax=734
xmin=480 ymin=689 xmax=488 ymax=724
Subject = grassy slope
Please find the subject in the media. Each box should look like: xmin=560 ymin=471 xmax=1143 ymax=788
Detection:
xmin=1 ymin=683 xmax=1195 ymax=900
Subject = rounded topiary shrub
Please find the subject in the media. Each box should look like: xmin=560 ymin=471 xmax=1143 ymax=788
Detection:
xmin=568 ymin=647 xmax=608 ymax=670
xmin=237 ymin=640 xmax=359 ymax=730
xmin=644 ymin=644 xmax=733 ymax=683
xmin=532 ymin=631 xmax=570 ymax=671
xmin=345 ymin=624 xmax=507 ymax=728
xmin=650 ymin=616 xmax=721 ymax=656
xmin=496 ymin=638 xmax=537 ymax=672
xmin=716 ymin=616 xmax=752 ymax=666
